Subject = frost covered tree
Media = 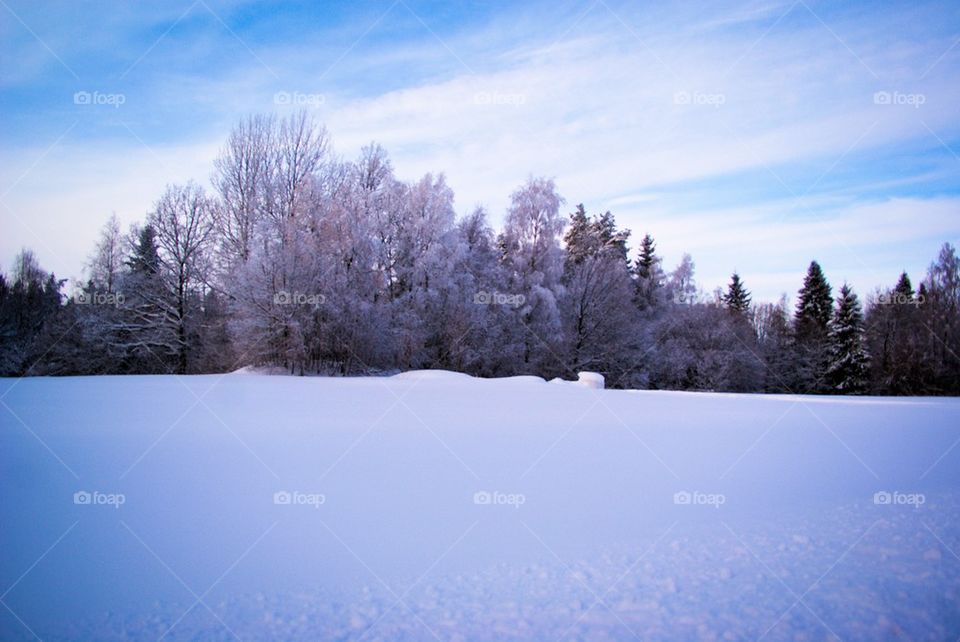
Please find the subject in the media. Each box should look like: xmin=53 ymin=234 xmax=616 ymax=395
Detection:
xmin=667 ymin=254 xmax=698 ymax=305
xmin=150 ymin=182 xmax=215 ymax=373
xmin=560 ymin=207 xmax=636 ymax=383
xmin=211 ymin=114 xmax=275 ymax=269
xmin=0 ymin=251 xmax=64 ymax=374
xmin=825 ymin=284 xmax=869 ymax=393
xmin=752 ymin=296 xmax=793 ymax=392
xmin=865 ymin=272 xmax=923 ymax=394
xmin=112 ymin=224 xmax=177 ymax=372
xmin=25 ymin=110 xmax=960 ymax=393
xmin=917 ymin=242 xmax=960 ymax=393
xmin=221 ymin=112 xmax=332 ymax=373
xmin=87 ymin=214 xmax=124 ymax=294
xmin=499 ymin=177 xmax=566 ymax=374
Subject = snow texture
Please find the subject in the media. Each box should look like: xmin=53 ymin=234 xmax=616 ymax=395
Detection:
xmin=1 ymin=372 xmax=958 ymax=640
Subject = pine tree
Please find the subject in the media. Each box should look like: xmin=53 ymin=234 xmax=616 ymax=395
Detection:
xmin=722 ymin=272 xmax=751 ymax=314
xmin=128 ymin=225 xmax=161 ymax=276
xmin=893 ymin=271 xmax=914 ymax=302
xmin=792 ymin=260 xmax=833 ymax=392
xmin=635 ymin=234 xmax=657 ymax=280
xmin=825 ymin=284 xmax=869 ymax=393
xmin=795 ymin=261 xmax=833 ymax=333
xmin=592 ymin=211 xmax=630 ymax=263
xmin=563 ymin=204 xmax=593 ymax=270
xmin=633 ymin=234 xmax=665 ymax=312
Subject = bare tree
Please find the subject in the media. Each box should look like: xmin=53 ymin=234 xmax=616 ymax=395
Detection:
xmin=87 ymin=213 xmax=124 ymax=293
xmin=212 ymin=114 xmax=275 ymax=266
xmin=150 ymin=182 xmax=214 ymax=373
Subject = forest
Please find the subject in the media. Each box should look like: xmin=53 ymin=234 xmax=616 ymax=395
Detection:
xmin=1 ymin=112 xmax=958 ymax=394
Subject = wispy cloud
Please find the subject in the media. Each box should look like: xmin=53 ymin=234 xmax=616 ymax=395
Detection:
xmin=0 ymin=0 xmax=957 ymax=300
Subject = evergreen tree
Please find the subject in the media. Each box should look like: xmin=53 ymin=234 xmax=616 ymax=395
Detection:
xmin=795 ymin=261 xmax=833 ymax=332
xmin=563 ymin=204 xmax=592 ymax=267
xmin=893 ymin=271 xmax=914 ymax=302
xmin=120 ymin=223 xmax=177 ymax=372
xmin=128 ymin=225 xmax=161 ymax=276
xmin=722 ymin=272 xmax=751 ymax=314
xmin=592 ymin=211 xmax=630 ymax=263
xmin=825 ymin=284 xmax=869 ymax=393
xmin=635 ymin=234 xmax=657 ymax=279
xmin=792 ymin=260 xmax=833 ymax=392
xmin=633 ymin=234 xmax=665 ymax=312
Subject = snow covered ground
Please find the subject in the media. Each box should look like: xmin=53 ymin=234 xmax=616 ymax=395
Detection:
xmin=1 ymin=371 xmax=959 ymax=641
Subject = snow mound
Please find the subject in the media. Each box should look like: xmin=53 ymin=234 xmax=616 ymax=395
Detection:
xmin=548 ymin=372 xmax=605 ymax=388
xmin=390 ymin=369 xmax=476 ymax=382
xmin=488 ymin=375 xmax=546 ymax=385
xmin=230 ymin=365 xmax=290 ymax=376
xmin=577 ymin=371 xmax=605 ymax=389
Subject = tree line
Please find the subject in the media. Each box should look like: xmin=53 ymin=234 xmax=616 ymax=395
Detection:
xmin=1 ymin=112 xmax=958 ymax=394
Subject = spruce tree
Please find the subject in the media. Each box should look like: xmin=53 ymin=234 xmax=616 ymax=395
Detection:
xmin=722 ymin=272 xmax=751 ymax=314
xmin=592 ymin=211 xmax=630 ymax=263
xmin=792 ymin=260 xmax=833 ymax=392
xmin=635 ymin=234 xmax=657 ymax=280
xmin=795 ymin=261 xmax=832 ymax=333
xmin=633 ymin=234 xmax=664 ymax=312
xmin=825 ymin=284 xmax=869 ymax=393
xmin=127 ymin=225 xmax=161 ymax=276
xmin=563 ymin=204 xmax=595 ymax=273
xmin=893 ymin=271 xmax=914 ymax=303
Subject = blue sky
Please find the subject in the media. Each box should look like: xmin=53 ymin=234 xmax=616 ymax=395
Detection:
xmin=1 ymin=0 xmax=958 ymax=301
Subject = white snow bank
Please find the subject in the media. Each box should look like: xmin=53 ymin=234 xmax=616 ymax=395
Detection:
xmin=230 ymin=365 xmax=291 ymax=375
xmin=390 ymin=369 xmax=476 ymax=382
xmin=576 ymin=371 xmax=605 ymax=389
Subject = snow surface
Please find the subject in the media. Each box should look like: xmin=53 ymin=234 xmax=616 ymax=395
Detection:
xmin=1 ymin=372 xmax=959 ymax=641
